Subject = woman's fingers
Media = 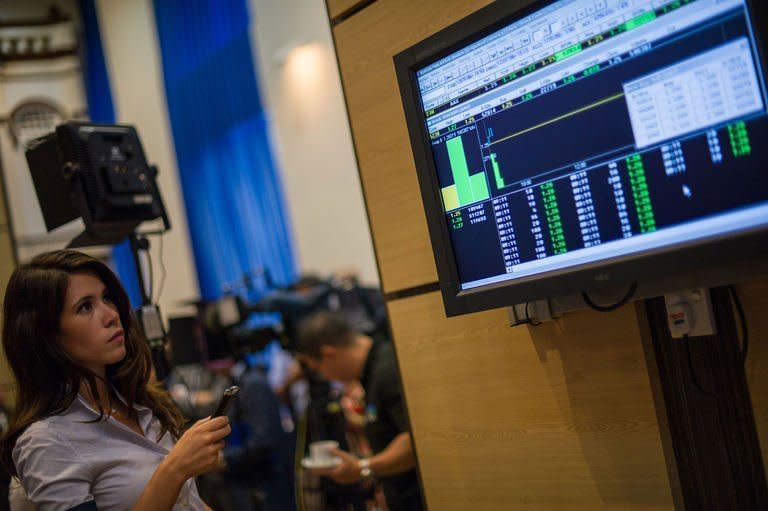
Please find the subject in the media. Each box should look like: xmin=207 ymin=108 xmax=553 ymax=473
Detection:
xmin=208 ymin=423 xmax=231 ymax=442
xmin=195 ymin=416 xmax=229 ymax=430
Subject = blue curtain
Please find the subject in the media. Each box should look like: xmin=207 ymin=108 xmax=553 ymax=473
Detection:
xmin=79 ymin=0 xmax=142 ymax=306
xmin=153 ymin=0 xmax=296 ymax=302
xmin=79 ymin=0 xmax=113 ymax=123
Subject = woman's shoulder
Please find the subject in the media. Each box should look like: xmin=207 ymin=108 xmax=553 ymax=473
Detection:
xmin=13 ymin=420 xmax=77 ymax=479
xmin=15 ymin=400 xmax=90 ymax=448
xmin=12 ymin=414 xmax=92 ymax=485
xmin=16 ymin=416 xmax=72 ymax=451
xmin=17 ymin=419 xmax=49 ymax=439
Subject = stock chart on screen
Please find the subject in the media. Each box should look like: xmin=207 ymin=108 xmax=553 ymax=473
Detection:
xmin=416 ymin=0 xmax=768 ymax=290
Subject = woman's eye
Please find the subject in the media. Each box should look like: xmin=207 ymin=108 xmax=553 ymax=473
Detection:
xmin=77 ymin=301 xmax=93 ymax=313
xmin=103 ymin=293 xmax=113 ymax=303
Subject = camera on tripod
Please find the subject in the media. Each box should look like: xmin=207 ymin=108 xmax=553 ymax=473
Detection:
xmin=201 ymin=293 xmax=284 ymax=359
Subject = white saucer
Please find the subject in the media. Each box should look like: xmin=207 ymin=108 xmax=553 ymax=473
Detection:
xmin=301 ymin=456 xmax=342 ymax=469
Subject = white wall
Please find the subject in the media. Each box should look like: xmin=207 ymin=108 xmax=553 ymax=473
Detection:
xmin=95 ymin=0 xmax=199 ymax=317
xmin=1 ymin=0 xmax=378 ymax=313
xmin=248 ymin=0 xmax=380 ymax=286
xmin=0 ymin=0 xmax=89 ymax=261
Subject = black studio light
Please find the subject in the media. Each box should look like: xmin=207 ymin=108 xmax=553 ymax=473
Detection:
xmin=26 ymin=121 xmax=169 ymax=247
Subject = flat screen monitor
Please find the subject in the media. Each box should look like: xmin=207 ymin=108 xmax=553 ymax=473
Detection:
xmin=395 ymin=0 xmax=768 ymax=316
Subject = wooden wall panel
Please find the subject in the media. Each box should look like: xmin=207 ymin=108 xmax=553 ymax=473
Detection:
xmin=332 ymin=0 xmax=493 ymax=293
xmin=0 ymin=175 xmax=16 ymax=405
xmin=331 ymin=0 xmax=768 ymax=508
xmin=0 ymin=183 xmax=6 ymax=227
xmin=0 ymin=227 xmax=15 ymax=398
xmin=0 ymin=229 xmax=13 ymax=304
xmin=387 ymin=292 xmax=673 ymax=510
xmin=0 ymin=177 xmax=12 ymax=292
xmin=326 ymin=0 xmax=369 ymax=21
xmin=738 ymin=280 xmax=768 ymax=469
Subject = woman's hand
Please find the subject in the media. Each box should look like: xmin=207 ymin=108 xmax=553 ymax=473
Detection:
xmin=163 ymin=416 xmax=231 ymax=480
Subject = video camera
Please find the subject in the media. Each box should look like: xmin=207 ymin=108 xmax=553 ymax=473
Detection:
xmin=202 ymin=273 xmax=387 ymax=360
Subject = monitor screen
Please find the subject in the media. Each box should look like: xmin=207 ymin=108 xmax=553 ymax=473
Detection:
xmin=396 ymin=0 xmax=768 ymax=315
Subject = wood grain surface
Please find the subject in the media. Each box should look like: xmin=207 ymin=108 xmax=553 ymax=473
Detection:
xmin=387 ymin=291 xmax=674 ymax=510
xmin=330 ymin=0 xmax=768 ymax=507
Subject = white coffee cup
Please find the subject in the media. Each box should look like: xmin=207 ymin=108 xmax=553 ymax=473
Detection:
xmin=309 ymin=440 xmax=339 ymax=462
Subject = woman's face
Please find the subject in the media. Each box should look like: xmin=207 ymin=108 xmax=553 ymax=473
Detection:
xmin=58 ymin=272 xmax=126 ymax=377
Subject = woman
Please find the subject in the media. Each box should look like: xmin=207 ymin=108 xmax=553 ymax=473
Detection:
xmin=1 ymin=250 xmax=231 ymax=510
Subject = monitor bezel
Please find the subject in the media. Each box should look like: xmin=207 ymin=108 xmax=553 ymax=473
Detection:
xmin=394 ymin=0 xmax=768 ymax=316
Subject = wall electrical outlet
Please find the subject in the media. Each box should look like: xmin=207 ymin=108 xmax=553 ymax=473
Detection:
xmin=664 ymin=288 xmax=716 ymax=338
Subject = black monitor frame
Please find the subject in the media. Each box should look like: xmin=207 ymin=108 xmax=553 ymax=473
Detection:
xmin=395 ymin=0 xmax=768 ymax=316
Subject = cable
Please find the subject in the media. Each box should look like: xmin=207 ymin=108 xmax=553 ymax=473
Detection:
xmin=145 ymin=243 xmax=154 ymax=302
xmin=155 ymin=233 xmax=168 ymax=302
xmin=581 ymin=281 xmax=638 ymax=312
xmin=728 ymin=285 xmax=749 ymax=364
xmin=684 ymin=334 xmax=710 ymax=395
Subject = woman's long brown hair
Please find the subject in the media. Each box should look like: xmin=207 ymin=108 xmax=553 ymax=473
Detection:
xmin=1 ymin=250 xmax=185 ymax=476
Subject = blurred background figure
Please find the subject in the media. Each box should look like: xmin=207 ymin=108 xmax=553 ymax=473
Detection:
xmin=221 ymin=340 xmax=295 ymax=511
xmin=163 ymin=297 xmax=294 ymax=511
xmin=161 ymin=270 xmax=390 ymax=510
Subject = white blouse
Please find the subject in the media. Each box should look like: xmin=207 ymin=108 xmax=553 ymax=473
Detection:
xmin=13 ymin=395 xmax=205 ymax=511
